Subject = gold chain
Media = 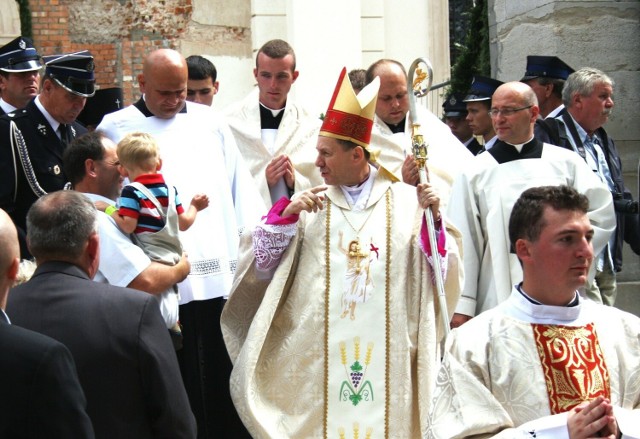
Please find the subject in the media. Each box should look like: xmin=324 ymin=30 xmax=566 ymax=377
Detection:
xmin=336 ymin=201 xmax=378 ymax=241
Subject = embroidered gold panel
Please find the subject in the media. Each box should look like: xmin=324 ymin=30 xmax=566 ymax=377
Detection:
xmin=532 ymin=323 xmax=610 ymax=414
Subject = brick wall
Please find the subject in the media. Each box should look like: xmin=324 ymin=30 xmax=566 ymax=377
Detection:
xmin=28 ymin=0 xmax=192 ymax=104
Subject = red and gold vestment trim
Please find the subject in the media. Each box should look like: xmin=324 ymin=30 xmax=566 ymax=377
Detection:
xmin=532 ymin=322 xmax=610 ymax=414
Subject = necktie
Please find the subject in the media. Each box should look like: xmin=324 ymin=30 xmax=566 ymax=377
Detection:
xmin=58 ymin=124 xmax=71 ymax=148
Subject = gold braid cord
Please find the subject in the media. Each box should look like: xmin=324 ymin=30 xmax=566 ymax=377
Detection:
xmin=323 ymin=200 xmax=331 ymax=438
xmin=323 ymin=191 xmax=392 ymax=438
xmin=384 ymin=190 xmax=391 ymax=439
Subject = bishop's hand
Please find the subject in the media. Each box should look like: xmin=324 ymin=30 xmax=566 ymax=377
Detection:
xmin=282 ymin=185 xmax=327 ymax=217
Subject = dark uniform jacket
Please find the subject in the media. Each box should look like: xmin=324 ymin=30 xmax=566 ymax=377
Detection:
xmin=536 ymin=114 xmax=640 ymax=268
xmin=466 ymin=137 xmax=484 ymax=156
xmin=6 ymin=262 xmax=197 ymax=439
xmin=0 ymin=313 xmax=95 ymax=438
xmin=0 ymin=99 xmax=87 ymax=257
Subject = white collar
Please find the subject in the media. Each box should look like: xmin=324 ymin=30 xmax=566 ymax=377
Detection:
xmin=340 ymin=165 xmax=377 ymax=211
xmin=34 ymin=95 xmax=62 ymax=133
xmin=504 ymin=135 xmax=535 ymax=153
xmin=0 ymin=98 xmax=17 ymax=114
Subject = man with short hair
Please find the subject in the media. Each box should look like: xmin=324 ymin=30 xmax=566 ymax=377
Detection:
xmin=0 ymin=36 xmax=43 ymax=115
xmin=6 ymin=191 xmax=196 ymax=439
xmin=0 ymin=207 xmax=95 ymax=439
xmin=447 ymin=81 xmax=615 ymax=328
xmin=463 ymin=75 xmax=503 ymax=151
xmin=98 ymin=48 xmax=262 ymax=439
xmin=224 ymin=39 xmax=318 ymax=207
xmin=0 ymin=50 xmax=94 ymax=258
xmin=222 ymin=67 xmax=462 ymax=438
xmin=442 ymin=92 xmax=481 ymax=155
xmin=186 ymin=55 xmax=218 ymax=106
xmin=63 ymin=131 xmax=190 ymax=312
xmin=551 ymin=67 xmax=639 ymax=305
xmin=364 ymin=59 xmax=472 ymax=210
xmin=428 ymin=185 xmax=640 ymax=438
xmin=521 ymin=55 xmax=574 ymax=119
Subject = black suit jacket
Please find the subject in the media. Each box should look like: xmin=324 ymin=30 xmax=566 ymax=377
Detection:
xmin=0 ymin=313 xmax=94 ymax=438
xmin=0 ymin=99 xmax=87 ymax=257
xmin=6 ymin=262 xmax=197 ymax=439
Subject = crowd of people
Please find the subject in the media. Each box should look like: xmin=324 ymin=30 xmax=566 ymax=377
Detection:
xmin=0 ymin=34 xmax=638 ymax=439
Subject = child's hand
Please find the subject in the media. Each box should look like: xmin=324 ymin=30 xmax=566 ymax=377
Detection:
xmin=191 ymin=194 xmax=210 ymax=211
xmin=94 ymin=201 xmax=109 ymax=212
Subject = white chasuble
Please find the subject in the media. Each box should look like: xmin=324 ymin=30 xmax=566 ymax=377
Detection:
xmin=222 ymin=172 xmax=463 ymax=439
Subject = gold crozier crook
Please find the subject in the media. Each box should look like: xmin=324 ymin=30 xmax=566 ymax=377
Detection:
xmin=407 ymin=57 xmax=450 ymax=337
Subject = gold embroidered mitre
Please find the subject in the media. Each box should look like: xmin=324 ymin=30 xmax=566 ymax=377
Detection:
xmin=320 ymin=67 xmax=379 ymax=149
xmin=320 ymin=67 xmax=399 ymax=182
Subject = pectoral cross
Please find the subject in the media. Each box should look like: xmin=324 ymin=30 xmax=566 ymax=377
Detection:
xmin=349 ymin=244 xmax=369 ymax=274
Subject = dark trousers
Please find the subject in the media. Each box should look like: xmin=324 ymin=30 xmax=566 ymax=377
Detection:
xmin=177 ymin=298 xmax=251 ymax=439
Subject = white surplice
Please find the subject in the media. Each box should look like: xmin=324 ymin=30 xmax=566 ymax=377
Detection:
xmin=97 ymin=101 xmax=265 ymax=303
xmin=447 ymin=142 xmax=615 ymax=317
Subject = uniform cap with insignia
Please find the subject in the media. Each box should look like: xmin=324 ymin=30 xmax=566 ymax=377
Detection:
xmin=43 ymin=50 xmax=96 ymax=98
xmin=521 ymin=55 xmax=575 ymax=81
xmin=77 ymin=87 xmax=124 ymax=127
xmin=0 ymin=36 xmax=43 ymax=73
xmin=442 ymin=92 xmax=468 ymax=117
xmin=463 ymin=76 xmax=504 ymax=102
xmin=320 ymin=67 xmax=379 ymax=149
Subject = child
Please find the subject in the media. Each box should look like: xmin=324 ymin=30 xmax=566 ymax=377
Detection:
xmin=98 ymin=132 xmax=209 ymax=340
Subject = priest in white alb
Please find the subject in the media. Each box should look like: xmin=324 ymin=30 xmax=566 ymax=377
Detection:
xmin=222 ymin=67 xmax=462 ymax=438
xmin=427 ymin=185 xmax=640 ymax=439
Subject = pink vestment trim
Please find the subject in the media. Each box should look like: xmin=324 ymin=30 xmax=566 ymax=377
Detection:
xmin=263 ymin=196 xmax=299 ymax=225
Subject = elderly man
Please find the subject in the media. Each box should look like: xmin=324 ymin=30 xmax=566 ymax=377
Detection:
xmin=98 ymin=48 xmax=263 ymax=439
xmin=0 ymin=51 xmax=94 ymax=258
xmin=222 ymin=67 xmax=462 ymax=438
xmin=363 ymin=59 xmax=471 ymax=210
xmin=0 ymin=36 xmax=43 ymax=115
xmin=549 ymin=67 xmax=639 ymax=305
xmin=428 ymin=185 xmax=640 ymax=439
xmin=224 ymin=39 xmax=318 ymax=207
xmin=0 ymin=208 xmax=94 ymax=438
xmin=447 ymin=81 xmax=615 ymax=328
xmin=6 ymin=191 xmax=196 ymax=439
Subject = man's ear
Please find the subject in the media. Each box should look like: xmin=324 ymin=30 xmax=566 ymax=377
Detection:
xmin=137 ymin=73 xmax=146 ymax=94
xmin=515 ymin=238 xmax=531 ymax=261
xmin=85 ymin=232 xmax=100 ymax=280
xmin=352 ymin=145 xmax=364 ymax=161
xmin=292 ymin=70 xmax=299 ymax=83
xmin=156 ymin=157 xmax=163 ymax=171
xmin=6 ymin=257 xmax=20 ymax=282
xmin=85 ymin=158 xmax=97 ymax=177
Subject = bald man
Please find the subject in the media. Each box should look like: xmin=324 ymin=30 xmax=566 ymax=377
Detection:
xmin=0 ymin=209 xmax=94 ymax=438
xmin=98 ymin=48 xmax=262 ymax=439
xmin=364 ymin=59 xmax=472 ymax=211
xmin=447 ymin=81 xmax=615 ymax=328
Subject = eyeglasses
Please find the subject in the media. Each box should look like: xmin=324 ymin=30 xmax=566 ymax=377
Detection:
xmin=488 ymin=105 xmax=532 ymax=117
